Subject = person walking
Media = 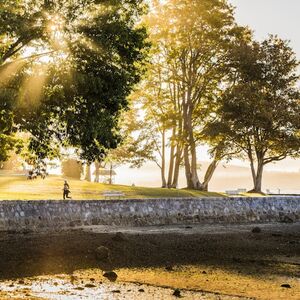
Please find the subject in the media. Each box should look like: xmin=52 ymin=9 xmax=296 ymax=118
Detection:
xmin=63 ymin=180 xmax=72 ymax=199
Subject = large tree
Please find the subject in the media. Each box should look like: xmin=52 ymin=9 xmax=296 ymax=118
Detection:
xmin=206 ymin=36 xmax=300 ymax=193
xmin=140 ymin=0 xmax=247 ymax=189
xmin=0 ymin=0 xmax=149 ymax=162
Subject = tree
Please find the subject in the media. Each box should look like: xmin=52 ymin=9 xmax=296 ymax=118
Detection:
xmin=206 ymin=36 xmax=300 ymax=193
xmin=0 ymin=108 xmax=21 ymax=162
xmin=0 ymin=0 xmax=149 ymax=162
xmin=141 ymin=0 xmax=247 ymax=189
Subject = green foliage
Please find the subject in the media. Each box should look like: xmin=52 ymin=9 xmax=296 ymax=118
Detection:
xmin=0 ymin=0 xmax=149 ymax=162
xmin=0 ymin=108 xmax=22 ymax=162
xmin=205 ymin=36 xmax=300 ymax=191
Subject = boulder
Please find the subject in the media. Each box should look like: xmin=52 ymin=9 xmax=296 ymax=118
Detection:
xmin=103 ymin=271 xmax=118 ymax=282
xmin=252 ymin=227 xmax=261 ymax=233
xmin=85 ymin=283 xmax=96 ymax=288
xmin=173 ymin=288 xmax=181 ymax=297
xmin=95 ymin=246 xmax=110 ymax=261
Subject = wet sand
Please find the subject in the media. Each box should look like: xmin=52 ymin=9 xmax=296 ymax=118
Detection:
xmin=0 ymin=222 xmax=299 ymax=299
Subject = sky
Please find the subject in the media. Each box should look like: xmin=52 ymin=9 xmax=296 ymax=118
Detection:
xmin=229 ymin=0 xmax=300 ymax=59
xmin=116 ymin=0 xmax=300 ymax=190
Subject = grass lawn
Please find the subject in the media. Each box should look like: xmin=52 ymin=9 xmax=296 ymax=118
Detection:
xmin=0 ymin=175 xmax=228 ymax=200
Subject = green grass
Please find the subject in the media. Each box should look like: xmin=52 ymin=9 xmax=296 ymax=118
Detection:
xmin=0 ymin=175 xmax=226 ymax=200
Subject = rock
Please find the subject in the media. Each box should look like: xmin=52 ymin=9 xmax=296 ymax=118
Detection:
xmin=252 ymin=227 xmax=261 ymax=233
xmin=173 ymin=288 xmax=181 ymax=297
xmin=18 ymin=280 xmax=25 ymax=284
xmin=281 ymin=216 xmax=294 ymax=223
xmin=165 ymin=265 xmax=173 ymax=271
xmin=272 ymin=233 xmax=282 ymax=237
xmin=95 ymin=246 xmax=110 ymax=261
xmin=89 ymin=278 xmax=95 ymax=282
xmin=111 ymin=289 xmax=121 ymax=293
xmin=85 ymin=283 xmax=96 ymax=288
xmin=70 ymin=275 xmax=78 ymax=284
xmin=281 ymin=284 xmax=291 ymax=288
xmin=185 ymin=226 xmax=192 ymax=229
xmin=202 ymin=271 xmax=207 ymax=274
xmin=74 ymin=287 xmax=84 ymax=290
xmin=112 ymin=232 xmax=127 ymax=242
xmin=138 ymin=288 xmax=145 ymax=292
xmin=103 ymin=271 xmax=118 ymax=282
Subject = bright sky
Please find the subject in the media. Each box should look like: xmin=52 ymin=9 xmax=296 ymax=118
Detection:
xmin=229 ymin=0 xmax=300 ymax=59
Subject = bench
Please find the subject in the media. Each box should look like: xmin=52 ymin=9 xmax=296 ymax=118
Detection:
xmin=225 ymin=188 xmax=247 ymax=195
xmin=102 ymin=190 xmax=125 ymax=199
xmin=225 ymin=190 xmax=239 ymax=195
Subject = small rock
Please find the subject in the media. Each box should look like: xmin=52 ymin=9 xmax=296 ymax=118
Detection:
xmin=252 ymin=227 xmax=261 ymax=233
xmin=281 ymin=216 xmax=294 ymax=223
xmin=18 ymin=280 xmax=25 ymax=284
xmin=138 ymin=288 xmax=145 ymax=292
xmin=90 ymin=278 xmax=95 ymax=282
xmin=185 ymin=226 xmax=192 ymax=229
xmin=53 ymin=282 xmax=58 ymax=286
xmin=70 ymin=275 xmax=77 ymax=284
xmin=103 ymin=271 xmax=118 ymax=282
xmin=281 ymin=284 xmax=291 ymax=288
xmin=74 ymin=287 xmax=84 ymax=290
xmin=85 ymin=283 xmax=96 ymax=288
xmin=173 ymin=288 xmax=181 ymax=297
xmin=95 ymin=246 xmax=110 ymax=261
xmin=202 ymin=271 xmax=207 ymax=274
xmin=111 ymin=289 xmax=121 ymax=293
xmin=9 ymin=284 xmax=14 ymax=287
xmin=271 ymin=233 xmax=282 ymax=237
xmin=112 ymin=232 xmax=127 ymax=242
xmin=165 ymin=265 xmax=173 ymax=271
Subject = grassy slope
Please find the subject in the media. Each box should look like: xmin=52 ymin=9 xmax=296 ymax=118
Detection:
xmin=0 ymin=175 xmax=226 ymax=200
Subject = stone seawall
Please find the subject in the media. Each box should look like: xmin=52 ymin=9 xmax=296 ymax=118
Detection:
xmin=0 ymin=197 xmax=299 ymax=232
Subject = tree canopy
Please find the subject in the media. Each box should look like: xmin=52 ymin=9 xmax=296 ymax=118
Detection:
xmin=205 ymin=36 xmax=300 ymax=192
xmin=0 ymin=0 xmax=149 ymax=162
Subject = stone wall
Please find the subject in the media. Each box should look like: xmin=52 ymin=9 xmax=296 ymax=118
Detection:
xmin=0 ymin=197 xmax=299 ymax=232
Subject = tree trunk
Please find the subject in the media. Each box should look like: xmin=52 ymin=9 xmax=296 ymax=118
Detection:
xmin=94 ymin=161 xmax=100 ymax=183
xmin=85 ymin=164 xmax=91 ymax=182
xmin=253 ymin=161 xmax=264 ymax=193
xmin=202 ymin=159 xmax=218 ymax=192
xmin=183 ymin=144 xmax=193 ymax=188
xmin=171 ymin=146 xmax=182 ymax=188
xmin=167 ymin=129 xmax=176 ymax=188
xmin=248 ymin=159 xmax=264 ymax=194
xmin=161 ymin=129 xmax=167 ymax=188
xmin=189 ymin=138 xmax=201 ymax=189
xmin=183 ymin=101 xmax=201 ymax=189
xmin=109 ymin=163 xmax=113 ymax=185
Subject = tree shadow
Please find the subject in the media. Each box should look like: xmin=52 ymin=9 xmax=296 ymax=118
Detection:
xmin=0 ymin=227 xmax=299 ymax=281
